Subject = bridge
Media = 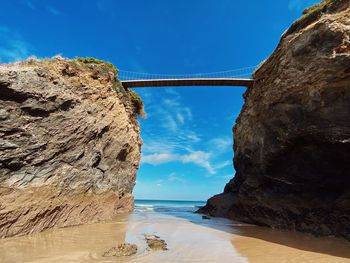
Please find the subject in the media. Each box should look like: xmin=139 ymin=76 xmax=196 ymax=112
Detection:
xmin=118 ymin=66 xmax=256 ymax=88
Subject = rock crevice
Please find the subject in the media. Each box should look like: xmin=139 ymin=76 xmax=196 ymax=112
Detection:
xmin=0 ymin=58 xmax=142 ymax=238
xmin=200 ymin=0 xmax=350 ymax=240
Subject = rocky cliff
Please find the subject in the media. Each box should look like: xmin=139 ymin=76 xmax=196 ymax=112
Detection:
xmin=0 ymin=58 xmax=142 ymax=238
xmin=200 ymin=0 xmax=350 ymax=240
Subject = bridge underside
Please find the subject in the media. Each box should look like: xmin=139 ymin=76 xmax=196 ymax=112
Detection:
xmin=121 ymin=78 xmax=254 ymax=88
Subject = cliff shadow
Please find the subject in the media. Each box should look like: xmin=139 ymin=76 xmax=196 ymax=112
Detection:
xmin=154 ymin=207 xmax=350 ymax=260
xmin=230 ymin=224 xmax=350 ymax=261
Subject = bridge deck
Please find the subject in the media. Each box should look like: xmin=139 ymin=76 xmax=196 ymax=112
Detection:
xmin=121 ymin=78 xmax=254 ymax=88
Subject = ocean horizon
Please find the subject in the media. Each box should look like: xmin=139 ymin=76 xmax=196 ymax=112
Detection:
xmin=135 ymin=199 xmax=206 ymax=203
xmin=134 ymin=199 xmax=206 ymax=213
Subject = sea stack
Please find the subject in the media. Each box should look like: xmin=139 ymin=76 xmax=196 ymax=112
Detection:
xmin=199 ymin=0 xmax=350 ymax=240
xmin=0 ymin=58 xmax=142 ymax=238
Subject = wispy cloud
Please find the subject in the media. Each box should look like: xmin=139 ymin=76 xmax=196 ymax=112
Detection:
xmin=181 ymin=151 xmax=214 ymax=174
xmin=217 ymin=174 xmax=234 ymax=180
xmin=23 ymin=0 xmax=35 ymax=10
xmin=168 ymin=172 xmax=185 ymax=183
xmin=157 ymin=93 xmax=193 ymax=132
xmin=139 ymin=87 xmax=236 ymax=175
xmin=213 ymin=160 xmax=231 ymax=170
xmin=142 ymin=153 xmax=175 ymax=165
xmin=0 ymin=26 xmax=33 ymax=62
xmin=142 ymin=151 xmax=215 ymax=174
xmin=142 ymin=140 xmax=176 ymax=154
xmin=47 ymin=6 xmax=61 ymax=16
xmin=140 ymin=88 xmax=200 ymax=154
xmin=155 ymin=179 xmax=163 ymax=187
xmin=208 ymin=136 xmax=232 ymax=154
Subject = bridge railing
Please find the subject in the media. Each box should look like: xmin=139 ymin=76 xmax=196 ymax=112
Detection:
xmin=117 ymin=66 xmax=257 ymax=81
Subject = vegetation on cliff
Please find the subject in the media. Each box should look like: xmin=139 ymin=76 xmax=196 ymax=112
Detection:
xmin=0 ymin=58 xmax=142 ymax=238
xmin=287 ymin=0 xmax=348 ymax=35
xmin=201 ymin=0 xmax=350 ymax=240
xmin=128 ymin=90 xmax=146 ymax=118
xmin=75 ymin=57 xmax=145 ymax=118
xmin=76 ymin=57 xmax=118 ymax=76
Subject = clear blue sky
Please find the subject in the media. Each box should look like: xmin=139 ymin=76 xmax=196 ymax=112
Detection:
xmin=1 ymin=0 xmax=318 ymax=201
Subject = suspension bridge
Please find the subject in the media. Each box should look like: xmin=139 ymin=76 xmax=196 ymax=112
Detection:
xmin=118 ymin=66 xmax=256 ymax=88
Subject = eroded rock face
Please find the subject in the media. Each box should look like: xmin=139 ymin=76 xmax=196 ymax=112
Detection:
xmin=200 ymin=1 xmax=350 ymax=240
xmin=0 ymin=59 xmax=141 ymax=238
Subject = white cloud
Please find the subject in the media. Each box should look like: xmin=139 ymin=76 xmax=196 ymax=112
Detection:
xmin=145 ymin=89 xmax=193 ymax=133
xmin=0 ymin=26 xmax=32 ymax=62
xmin=157 ymin=96 xmax=193 ymax=132
xmin=142 ymin=151 xmax=215 ymax=174
xmin=138 ymin=88 xmax=236 ymax=176
xmin=140 ymin=88 xmax=201 ymax=156
xmin=142 ymin=153 xmax=175 ymax=165
xmin=181 ymin=151 xmax=214 ymax=174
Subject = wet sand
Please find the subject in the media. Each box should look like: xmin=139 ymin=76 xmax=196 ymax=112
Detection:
xmin=1 ymin=209 xmax=350 ymax=263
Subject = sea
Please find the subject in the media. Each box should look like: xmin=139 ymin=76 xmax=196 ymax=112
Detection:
xmin=134 ymin=199 xmax=206 ymax=213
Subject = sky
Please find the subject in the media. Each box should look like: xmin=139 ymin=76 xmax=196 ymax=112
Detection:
xmin=1 ymin=0 xmax=319 ymax=201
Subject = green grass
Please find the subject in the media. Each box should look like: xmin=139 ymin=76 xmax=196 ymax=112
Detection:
xmin=303 ymin=0 xmax=330 ymax=15
xmin=76 ymin=57 xmax=118 ymax=76
xmin=286 ymin=0 xmax=346 ymax=36
xmin=128 ymin=90 xmax=146 ymax=118
xmin=75 ymin=57 xmax=145 ymax=118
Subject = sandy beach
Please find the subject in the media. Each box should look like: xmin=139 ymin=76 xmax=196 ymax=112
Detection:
xmin=1 ymin=202 xmax=350 ymax=263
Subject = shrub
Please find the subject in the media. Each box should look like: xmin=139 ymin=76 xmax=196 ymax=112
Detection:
xmin=76 ymin=57 xmax=118 ymax=76
xmin=75 ymin=57 xmax=145 ymax=118
xmin=286 ymin=0 xmax=346 ymax=36
xmin=128 ymin=90 xmax=146 ymax=118
xmin=303 ymin=0 xmax=329 ymax=15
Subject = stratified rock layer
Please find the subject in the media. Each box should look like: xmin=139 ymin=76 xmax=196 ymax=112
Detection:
xmin=0 ymin=59 xmax=141 ymax=238
xmin=200 ymin=0 xmax=350 ymax=240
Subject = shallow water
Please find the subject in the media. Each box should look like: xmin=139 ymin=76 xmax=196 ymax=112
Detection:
xmin=1 ymin=200 xmax=350 ymax=263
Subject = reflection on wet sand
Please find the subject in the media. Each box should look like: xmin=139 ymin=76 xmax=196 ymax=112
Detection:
xmin=1 ymin=209 xmax=350 ymax=263
xmin=0 ymin=215 xmax=129 ymax=263
xmin=231 ymin=225 xmax=350 ymax=263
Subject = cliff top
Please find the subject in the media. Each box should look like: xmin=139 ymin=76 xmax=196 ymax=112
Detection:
xmin=0 ymin=56 xmax=145 ymax=118
xmin=285 ymin=0 xmax=350 ymax=36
